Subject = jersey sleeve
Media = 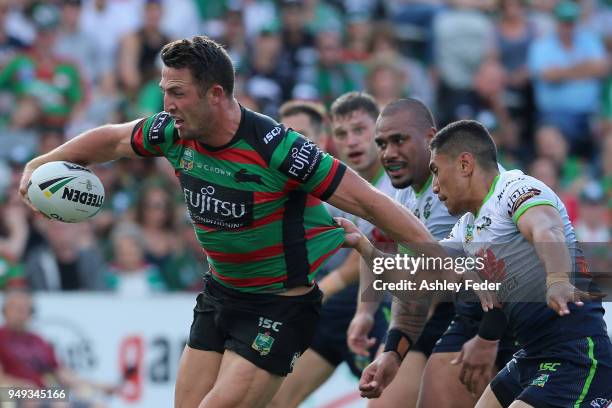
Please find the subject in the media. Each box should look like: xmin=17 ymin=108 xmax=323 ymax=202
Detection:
xmin=269 ymin=129 xmax=346 ymax=200
xmin=502 ymin=177 xmax=560 ymax=224
xmin=439 ymin=216 xmax=467 ymax=257
xmin=130 ymin=111 xmax=178 ymax=157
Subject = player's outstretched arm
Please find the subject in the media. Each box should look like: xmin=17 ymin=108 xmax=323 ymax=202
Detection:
xmin=19 ymin=120 xmax=142 ymax=207
xmin=517 ymin=205 xmax=605 ymax=316
xmin=328 ymin=168 xmax=443 ymax=259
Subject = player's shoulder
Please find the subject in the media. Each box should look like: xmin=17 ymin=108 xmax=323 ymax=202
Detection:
xmin=494 ymin=170 xmax=559 ymax=217
xmin=239 ymin=107 xmax=290 ymax=162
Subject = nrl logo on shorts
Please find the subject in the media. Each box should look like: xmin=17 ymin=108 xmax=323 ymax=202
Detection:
xmin=530 ymin=373 xmax=549 ymax=388
xmin=252 ymin=332 xmax=274 ymax=356
xmin=180 ymin=149 xmax=194 ymax=171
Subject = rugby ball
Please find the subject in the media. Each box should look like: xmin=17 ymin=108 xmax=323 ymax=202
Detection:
xmin=27 ymin=161 xmax=105 ymax=223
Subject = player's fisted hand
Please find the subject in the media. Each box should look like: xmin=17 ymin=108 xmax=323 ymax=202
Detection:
xmin=333 ymin=217 xmax=366 ymax=249
xmin=451 ymin=335 xmax=498 ymax=397
xmin=358 ymin=352 xmax=400 ymax=399
xmin=546 ymin=281 xmax=606 ymax=316
xmin=347 ymin=312 xmax=376 ymax=356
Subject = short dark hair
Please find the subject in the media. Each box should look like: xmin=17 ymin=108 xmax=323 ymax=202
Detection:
xmin=381 ymin=98 xmax=436 ymax=130
xmin=330 ymin=91 xmax=379 ymax=122
xmin=430 ymin=120 xmax=498 ymax=170
xmin=279 ymin=100 xmax=327 ymax=133
xmin=161 ymin=36 xmax=235 ymax=96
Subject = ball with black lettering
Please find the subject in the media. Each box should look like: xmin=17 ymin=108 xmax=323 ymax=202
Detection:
xmin=27 ymin=161 xmax=105 ymax=223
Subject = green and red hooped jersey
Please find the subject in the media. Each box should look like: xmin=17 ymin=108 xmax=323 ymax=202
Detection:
xmin=130 ymin=107 xmax=347 ymax=293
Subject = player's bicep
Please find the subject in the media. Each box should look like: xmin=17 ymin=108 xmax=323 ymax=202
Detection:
xmin=516 ymin=204 xmax=563 ymax=243
xmin=326 ymin=168 xmax=381 ymax=221
xmin=114 ymin=119 xmax=144 ymax=158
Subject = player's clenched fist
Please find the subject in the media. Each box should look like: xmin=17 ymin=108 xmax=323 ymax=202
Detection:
xmin=358 ymin=351 xmax=401 ymax=398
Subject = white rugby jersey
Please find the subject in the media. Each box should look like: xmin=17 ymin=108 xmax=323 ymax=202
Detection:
xmin=329 ymin=167 xmax=398 ymax=238
xmin=440 ymin=170 xmax=606 ymax=350
xmin=394 ymin=175 xmax=459 ymax=241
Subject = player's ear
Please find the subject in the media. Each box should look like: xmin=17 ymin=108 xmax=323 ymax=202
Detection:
xmin=207 ymin=84 xmax=225 ymax=105
xmin=458 ymin=152 xmax=475 ymax=175
xmin=426 ymin=127 xmax=437 ymax=144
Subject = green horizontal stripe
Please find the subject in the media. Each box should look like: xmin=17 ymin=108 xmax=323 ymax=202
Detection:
xmin=512 ymin=200 xmax=556 ymax=224
xmin=195 ymin=221 xmax=284 ymax=251
xmin=209 ymin=256 xmax=287 ymax=278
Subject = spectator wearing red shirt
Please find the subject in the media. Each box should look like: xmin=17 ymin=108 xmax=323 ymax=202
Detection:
xmin=0 ymin=289 xmax=117 ymax=400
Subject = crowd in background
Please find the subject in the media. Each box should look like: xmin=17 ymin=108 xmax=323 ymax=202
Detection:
xmin=0 ymin=0 xmax=610 ymax=293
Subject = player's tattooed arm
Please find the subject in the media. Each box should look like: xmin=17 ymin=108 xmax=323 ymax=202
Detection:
xmin=388 ymin=297 xmax=430 ymax=348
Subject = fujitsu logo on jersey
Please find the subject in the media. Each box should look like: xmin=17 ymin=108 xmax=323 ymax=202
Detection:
xmin=180 ymin=174 xmax=253 ymax=229
xmin=281 ymin=137 xmax=322 ymax=183
xmin=184 ymin=186 xmax=247 ymax=218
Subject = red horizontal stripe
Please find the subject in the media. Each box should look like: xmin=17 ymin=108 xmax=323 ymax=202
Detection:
xmin=133 ymin=127 xmax=155 ymax=157
xmin=250 ymin=208 xmax=284 ymax=228
xmin=310 ymin=246 xmax=341 ymax=273
xmin=205 ymin=243 xmax=284 ymax=263
xmin=283 ymin=179 xmax=300 ymax=192
xmin=177 ymin=140 xmax=267 ymax=167
xmin=305 ymin=226 xmax=337 ymax=240
xmin=306 ymin=195 xmax=322 ymax=207
xmin=210 ymin=267 xmax=287 ymax=287
xmin=311 ymin=159 xmax=339 ymax=198
xmin=194 ymin=223 xmax=216 ymax=232
xmin=254 ymin=191 xmax=285 ymax=205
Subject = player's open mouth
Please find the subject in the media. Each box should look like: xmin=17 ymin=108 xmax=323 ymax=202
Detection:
xmin=175 ymin=119 xmax=184 ymax=128
xmin=347 ymin=151 xmax=364 ymax=161
xmin=384 ymin=162 xmax=406 ymax=177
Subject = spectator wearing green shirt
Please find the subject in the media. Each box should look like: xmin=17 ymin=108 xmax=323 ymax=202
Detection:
xmin=0 ymin=4 xmax=85 ymax=129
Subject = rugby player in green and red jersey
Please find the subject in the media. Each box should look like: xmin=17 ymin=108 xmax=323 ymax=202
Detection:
xmin=19 ymin=36 xmax=451 ymax=408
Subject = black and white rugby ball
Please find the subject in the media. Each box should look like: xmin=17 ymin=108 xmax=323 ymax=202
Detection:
xmin=27 ymin=161 xmax=105 ymax=223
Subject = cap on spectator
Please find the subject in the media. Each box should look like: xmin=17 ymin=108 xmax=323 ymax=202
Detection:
xmin=553 ymin=0 xmax=580 ymax=22
xmin=580 ymin=181 xmax=605 ymax=204
xmin=32 ymin=4 xmax=60 ymax=31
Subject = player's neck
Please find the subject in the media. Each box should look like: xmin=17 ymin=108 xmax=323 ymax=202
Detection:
xmin=470 ymin=170 xmax=500 ymax=216
xmin=200 ymin=98 xmax=241 ymax=147
xmin=411 ymin=166 xmax=432 ymax=194
xmin=360 ymin=161 xmax=383 ymax=183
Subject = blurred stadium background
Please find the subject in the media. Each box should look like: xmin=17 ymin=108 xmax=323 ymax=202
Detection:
xmin=0 ymin=0 xmax=610 ymax=406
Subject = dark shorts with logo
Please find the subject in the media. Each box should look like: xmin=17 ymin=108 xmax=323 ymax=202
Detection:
xmin=412 ymin=301 xmax=455 ymax=357
xmin=491 ymin=336 xmax=612 ymax=408
xmin=188 ymin=276 xmax=322 ymax=377
xmin=309 ymin=284 xmax=389 ymax=377
xmin=432 ymin=314 xmax=518 ymax=370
